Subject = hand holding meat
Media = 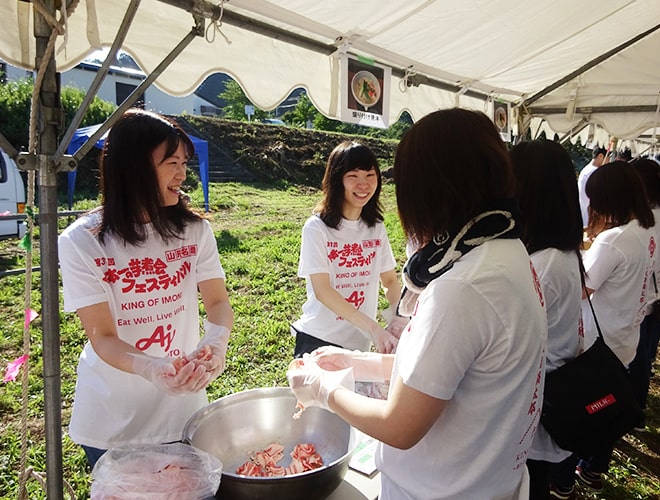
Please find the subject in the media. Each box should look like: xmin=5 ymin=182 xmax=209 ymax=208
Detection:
xmin=131 ymin=353 xmax=210 ymax=395
xmin=187 ymin=320 xmax=230 ymax=385
xmin=286 ymin=356 xmax=355 ymax=412
xmin=311 ymin=346 xmax=391 ymax=382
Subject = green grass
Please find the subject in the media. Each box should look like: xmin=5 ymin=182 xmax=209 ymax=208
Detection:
xmin=1 ymin=181 xmax=658 ymax=499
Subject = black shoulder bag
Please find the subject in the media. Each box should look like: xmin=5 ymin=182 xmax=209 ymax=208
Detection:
xmin=540 ymin=254 xmax=643 ymax=456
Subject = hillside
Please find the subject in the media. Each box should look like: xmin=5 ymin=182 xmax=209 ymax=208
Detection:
xmin=180 ymin=116 xmax=400 ymax=186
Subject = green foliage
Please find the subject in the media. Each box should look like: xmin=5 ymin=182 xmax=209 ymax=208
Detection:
xmin=217 ymin=80 xmax=268 ymax=122
xmin=282 ymin=91 xmax=317 ymax=127
xmin=60 ymin=86 xmax=117 ymax=128
xmin=0 ymin=78 xmax=33 ymax=149
xmin=562 ymin=137 xmax=591 ymax=175
xmin=0 ymin=78 xmax=116 ymax=152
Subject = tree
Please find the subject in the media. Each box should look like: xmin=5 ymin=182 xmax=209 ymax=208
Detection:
xmin=0 ymin=78 xmax=116 ymax=152
xmin=217 ymin=80 xmax=267 ymax=121
xmin=284 ymin=91 xmax=318 ymax=128
xmin=0 ymin=78 xmax=32 ymax=150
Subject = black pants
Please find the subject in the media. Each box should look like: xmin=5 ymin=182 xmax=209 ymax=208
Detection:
xmin=526 ymin=459 xmax=550 ymax=500
xmin=292 ymin=326 xmax=341 ymax=358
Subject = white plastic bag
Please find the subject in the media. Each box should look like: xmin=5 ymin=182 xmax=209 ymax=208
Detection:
xmin=90 ymin=442 xmax=222 ymax=500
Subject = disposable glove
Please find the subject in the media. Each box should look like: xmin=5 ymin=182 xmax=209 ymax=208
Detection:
xmin=188 ymin=320 xmax=230 ymax=384
xmin=381 ymin=306 xmax=410 ymax=339
xmin=311 ymin=346 xmax=391 ymax=383
xmin=386 ymin=315 xmax=410 ymax=339
xmin=130 ymin=353 xmax=210 ymax=395
xmin=286 ymin=356 xmax=355 ymax=412
xmin=368 ymin=323 xmax=398 ymax=354
xmin=353 ymin=313 xmax=398 ymax=354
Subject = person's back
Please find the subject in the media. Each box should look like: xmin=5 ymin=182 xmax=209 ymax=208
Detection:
xmin=510 ymin=139 xmax=584 ymax=499
xmin=379 ymin=237 xmax=545 ymax=499
xmin=576 ymin=166 xmax=655 ymax=490
xmin=583 ymin=218 xmax=655 ymax=364
xmin=577 ymin=146 xmax=607 ymax=227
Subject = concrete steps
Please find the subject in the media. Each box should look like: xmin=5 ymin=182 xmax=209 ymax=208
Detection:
xmin=168 ymin=115 xmax=256 ymax=183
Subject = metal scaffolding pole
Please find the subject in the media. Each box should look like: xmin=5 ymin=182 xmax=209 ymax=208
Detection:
xmin=33 ymin=1 xmax=64 ymax=498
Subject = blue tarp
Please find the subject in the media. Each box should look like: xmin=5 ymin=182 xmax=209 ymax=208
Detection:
xmin=66 ymin=124 xmax=210 ymax=211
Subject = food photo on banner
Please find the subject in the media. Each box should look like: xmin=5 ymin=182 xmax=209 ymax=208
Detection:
xmin=340 ymin=54 xmax=391 ymax=129
xmin=493 ymin=100 xmax=511 ymax=142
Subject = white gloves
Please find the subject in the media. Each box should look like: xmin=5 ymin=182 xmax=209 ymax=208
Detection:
xmin=131 ymin=321 xmax=229 ymax=394
xmin=311 ymin=346 xmax=391 ymax=383
xmin=131 ymin=353 xmax=210 ymax=395
xmin=381 ymin=306 xmax=410 ymax=340
xmin=368 ymin=323 xmax=399 ymax=354
xmin=286 ymin=356 xmax=355 ymax=412
xmin=188 ymin=320 xmax=230 ymax=384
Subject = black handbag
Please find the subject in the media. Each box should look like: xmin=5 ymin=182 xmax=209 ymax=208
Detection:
xmin=540 ymin=258 xmax=643 ymax=457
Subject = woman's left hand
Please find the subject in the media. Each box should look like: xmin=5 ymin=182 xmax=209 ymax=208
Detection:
xmin=188 ymin=320 xmax=230 ymax=386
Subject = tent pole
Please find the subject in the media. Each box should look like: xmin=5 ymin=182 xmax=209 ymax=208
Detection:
xmin=33 ymin=1 xmax=64 ymax=499
xmin=0 ymin=132 xmax=19 ymax=159
xmin=53 ymin=0 xmax=143 ymax=165
xmin=70 ymin=24 xmax=203 ymax=164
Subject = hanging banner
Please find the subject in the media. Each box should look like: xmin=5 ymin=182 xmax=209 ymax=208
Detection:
xmin=493 ymin=100 xmax=511 ymax=142
xmin=340 ymin=54 xmax=390 ymax=129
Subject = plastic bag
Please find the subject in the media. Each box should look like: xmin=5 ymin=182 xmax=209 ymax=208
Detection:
xmin=91 ymin=442 xmax=223 ymax=500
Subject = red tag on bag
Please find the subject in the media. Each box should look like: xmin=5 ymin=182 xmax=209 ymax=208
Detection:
xmin=585 ymin=394 xmax=616 ymax=414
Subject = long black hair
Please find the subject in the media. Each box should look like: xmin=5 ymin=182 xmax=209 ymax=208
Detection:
xmin=586 ymin=161 xmax=655 ymax=238
xmin=510 ymin=139 xmax=583 ymax=255
xmin=315 ymin=140 xmax=383 ymax=229
xmin=394 ymin=108 xmax=515 ymax=246
xmin=98 ymin=109 xmax=200 ymax=245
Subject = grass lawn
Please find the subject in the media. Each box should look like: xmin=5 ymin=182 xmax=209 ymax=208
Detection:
xmin=1 ymin=181 xmax=659 ymax=498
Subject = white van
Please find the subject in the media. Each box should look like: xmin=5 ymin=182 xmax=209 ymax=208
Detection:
xmin=0 ymin=148 xmax=27 ymax=240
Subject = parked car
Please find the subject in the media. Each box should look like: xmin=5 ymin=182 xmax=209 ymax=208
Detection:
xmin=0 ymin=148 xmax=27 ymax=240
xmin=260 ymin=118 xmax=286 ymax=126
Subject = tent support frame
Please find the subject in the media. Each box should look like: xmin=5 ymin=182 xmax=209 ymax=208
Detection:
xmin=31 ymin=2 xmax=64 ymax=498
xmin=521 ymin=23 xmax=660 ymax=108
xmin=65 ymin=13 xmax=205 ymax=164
xmin=21 ymin=1 xmax=207 ymax=498
xmin=53 ymin=0 xmax=143 ymax=165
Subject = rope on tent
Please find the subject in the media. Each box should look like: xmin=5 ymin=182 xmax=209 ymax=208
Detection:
xmin=652 ymin=93 xmax=659 ymax=158
xmin=205 ymin=0 xmax=231 ymax=44
xmin=16 ymin=2 xmax=78 ymax=499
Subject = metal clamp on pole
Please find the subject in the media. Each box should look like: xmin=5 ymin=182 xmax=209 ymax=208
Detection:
xmin=15 ymin=152 xmax=77 ymax=173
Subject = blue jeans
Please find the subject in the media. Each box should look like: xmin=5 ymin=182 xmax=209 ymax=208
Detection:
xmin=629 ymin=313 xmax=660 ymax=412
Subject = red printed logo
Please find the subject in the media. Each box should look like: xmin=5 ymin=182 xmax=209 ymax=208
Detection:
xmin=649 ymin=236 xmax=656 ymax=258
xmin=136 ymin=324 xmax=175 ymax=352
xmin=585 ymin=394 xmax=616 ymax=414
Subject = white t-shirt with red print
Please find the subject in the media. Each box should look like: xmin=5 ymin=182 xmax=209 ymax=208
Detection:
xmin=292 ymin=215 xmax=397 ymax=351
xmin=59 ymin=212 xmax=225 ymax=449
xmin=528 ymin=248 xmax=583 ymax=463
xmin=377 ymin=239 xmax=546 ymax=500
xmin=582 ymin=219 xmax=656 ymax=366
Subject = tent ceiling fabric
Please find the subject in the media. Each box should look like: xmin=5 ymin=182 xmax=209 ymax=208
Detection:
xmin=1 ymin=0 xmax=659 ymax=141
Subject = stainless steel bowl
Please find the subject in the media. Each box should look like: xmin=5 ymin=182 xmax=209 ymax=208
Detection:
xmin=182 ymin=387 xmax=357 ymax=500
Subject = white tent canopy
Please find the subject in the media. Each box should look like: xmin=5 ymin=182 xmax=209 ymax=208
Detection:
xmin=1 ymin=0 xmax=659 ymax=144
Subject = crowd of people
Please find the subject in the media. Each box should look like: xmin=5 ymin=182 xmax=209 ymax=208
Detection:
xmin=58 ymin=106 xmax=660 ymax=499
